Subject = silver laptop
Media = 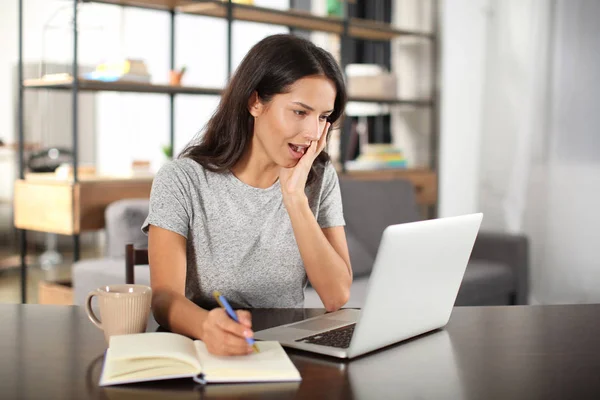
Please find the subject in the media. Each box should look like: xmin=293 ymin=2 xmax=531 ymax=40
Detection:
xmin=254 ymin=213 xmax=483 ymax=359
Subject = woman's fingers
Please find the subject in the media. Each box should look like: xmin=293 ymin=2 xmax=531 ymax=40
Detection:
xmin=215 ymin=309 xmax=253 ymax=339
xmin=236 ymin=310 xmax=252 ymax=329
xmin=206 ymin=330 xmax=253 ymax=356
xmin=316 ymin=122 xmax=330 ymax=155
xmin=204 ymin=309 xmax=255 ymax=356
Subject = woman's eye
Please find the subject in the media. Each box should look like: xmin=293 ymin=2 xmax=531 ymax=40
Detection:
xmin=294 ymin=110 xmax=306 ymax=116
xmin=320 ymin=115 xmax=330 ymax=121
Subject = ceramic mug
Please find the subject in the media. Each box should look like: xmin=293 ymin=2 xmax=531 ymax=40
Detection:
xmin=85 ymin=284 xmax=152 ymax=343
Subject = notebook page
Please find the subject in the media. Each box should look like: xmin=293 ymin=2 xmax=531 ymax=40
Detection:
xmin=109 ymin=332 xmax=201 ymax=369
xmin=194 ymin=341 xmax=301 ymax=383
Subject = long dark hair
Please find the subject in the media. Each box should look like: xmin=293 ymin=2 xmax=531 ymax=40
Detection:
xmin=180 ymin=34 xmax=347 ymax=185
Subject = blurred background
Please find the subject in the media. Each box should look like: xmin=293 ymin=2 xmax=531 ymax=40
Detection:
xmin=0 ymin=0 xmax=598 ymax=306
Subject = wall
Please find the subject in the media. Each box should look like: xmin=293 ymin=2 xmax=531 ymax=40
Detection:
xmin=526 ymin=0 xmax=600 ymax=303
xmin=437 ymin=0 xmax=490 ymax=217
xmin=476 ymin=0 xmax=600 ymax=303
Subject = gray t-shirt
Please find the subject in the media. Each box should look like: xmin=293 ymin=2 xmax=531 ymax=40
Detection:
xmin=142 ymin=157 xmax=345 ymax=309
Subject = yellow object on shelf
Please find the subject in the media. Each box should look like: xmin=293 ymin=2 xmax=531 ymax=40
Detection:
xmin=95 ymin=59 xmax=148 ymax=76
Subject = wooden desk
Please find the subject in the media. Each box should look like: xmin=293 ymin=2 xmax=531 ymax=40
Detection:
xmin=13 ymin=174 xmax=153 ymax=234
xmin=1 ymin=304 xmax=599 ymax=399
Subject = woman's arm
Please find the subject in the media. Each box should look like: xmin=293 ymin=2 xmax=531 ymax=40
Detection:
xmin=284 ymin=196 xmax=352 ymax=312
xmin=148 ymin=225 xmax=254 ymax=355
xmin=279 ymin=122 xmax=352 ymax=312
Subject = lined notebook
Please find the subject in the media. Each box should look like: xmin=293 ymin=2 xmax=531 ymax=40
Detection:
xmin=99 ymin=332 xmax=301 ymax=386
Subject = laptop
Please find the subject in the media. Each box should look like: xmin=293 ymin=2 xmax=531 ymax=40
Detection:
xmin=254 ymin=213 xmax=483 ymax=359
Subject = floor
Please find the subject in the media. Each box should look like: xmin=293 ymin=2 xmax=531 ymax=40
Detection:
xmin=0 ymin=263 xmax=71 ymax=303
xmin=0 ymin=247 xmax=99 ymax=304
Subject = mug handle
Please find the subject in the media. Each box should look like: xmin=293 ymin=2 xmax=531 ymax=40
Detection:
xmin=85 ymin=291 xmax=103 ymax=330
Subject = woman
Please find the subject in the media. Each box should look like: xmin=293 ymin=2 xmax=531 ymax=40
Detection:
xmin=142 ymin=34 xmax=352 ymax=356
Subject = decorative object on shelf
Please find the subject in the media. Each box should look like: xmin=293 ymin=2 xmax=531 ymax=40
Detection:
xmin=37 ymin=72 xmax=72 ymax=82
xmin=54 ymin=163 xmax=96 ymax=180
xmin=83 ymin=59 xmax=151 ymax=83
xmin=131 ymin=160 xmax=153 ymax=177
xmin=28 ymin=147 xmax=73 ymax=174
xmin=345 ymin=144 xmax=407 ymax=171
xmin=327 ymin=0 xmax=356 ymax=17
xmin=346 ymin=64 xmax=397 ymax=100
xmin=169 ymin=66 xmax=186 ymax=86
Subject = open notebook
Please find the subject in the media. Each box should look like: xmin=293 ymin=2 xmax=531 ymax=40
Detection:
xmin=99 ymin=332 xmax=301 ymax=386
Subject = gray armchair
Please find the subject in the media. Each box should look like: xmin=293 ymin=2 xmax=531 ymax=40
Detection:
xmin=304 ymin=178 xmax=529 ymax=307
xmin=72 ymin=199 xmax=151 ymax=305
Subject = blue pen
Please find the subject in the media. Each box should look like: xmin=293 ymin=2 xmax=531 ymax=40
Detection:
xmin=213 ymin=291 xmax=259 ymax=353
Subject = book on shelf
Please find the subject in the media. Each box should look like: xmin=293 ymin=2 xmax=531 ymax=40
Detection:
xmin=39 ymin=59 xmax=151 ymax=84
xmin=85 ymin=59 xmax=151 ymax=83
xmin=99 ymin=332 xmax=301 ymax=387
xmin=345 ymin=144 xmax=407 ymax=171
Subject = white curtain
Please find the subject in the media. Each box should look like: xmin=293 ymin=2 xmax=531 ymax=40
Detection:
xmin=479 ymin=0 xmax=600 ymax=304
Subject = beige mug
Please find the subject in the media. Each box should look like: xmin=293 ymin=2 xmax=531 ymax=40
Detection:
xmin=85 ymin=284 xmax=152 ymax=343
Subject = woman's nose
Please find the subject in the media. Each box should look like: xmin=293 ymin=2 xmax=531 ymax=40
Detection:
xmin=304 ymin=118 xmax=323 ymax=141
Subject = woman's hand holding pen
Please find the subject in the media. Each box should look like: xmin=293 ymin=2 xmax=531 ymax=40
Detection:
xmin=202 ymin=308 xmax=255 ymax=356
xmin=279 ymin=122 xmax=330 ymax=206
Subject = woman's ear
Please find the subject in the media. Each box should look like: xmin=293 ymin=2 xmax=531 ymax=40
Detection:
xmin=248 ymin=91 xmax=263 ymax=118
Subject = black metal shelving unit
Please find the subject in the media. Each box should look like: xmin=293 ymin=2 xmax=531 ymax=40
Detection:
xmin=16 ymin=0 xmax=439 ymax=303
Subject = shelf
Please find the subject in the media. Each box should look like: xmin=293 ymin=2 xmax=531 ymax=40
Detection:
xmin=347 ymin=97 xmax=432 ymax=106
xmin=178 ymin=1 xmax=431 ymax=41
xmin=348 ymin=18 xmax=432 ymax=41
xmin=89 ymin=0 xmax=194 ymax=11
xmin=23 ymin=78 xmax=222 ymax=96
xmin=0 ymin=142 xmax=41 ymax=151
xmin=24 ymin=78 xmax=431 ymax=106
xmin=180 ymin=2 xmax=341 ymax=33
xmin=341 ymin=168 xmax=437 ymax=206
xmin=90 ymin=1 xmax=431 ymax=40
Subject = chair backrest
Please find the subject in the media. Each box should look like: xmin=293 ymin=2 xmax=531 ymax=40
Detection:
xmin=125 ymin=244 xmax=149 ymax=284
xmin=105 ymin=199 xmax=150 ymax=258
xmin=339 ymin=178 xmax=421 ymax=257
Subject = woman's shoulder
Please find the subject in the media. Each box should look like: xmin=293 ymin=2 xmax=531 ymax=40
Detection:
xmin=153 ymin=157 xmax=210 ymax=187
xmin=156 ymin=157 xmax=206 ymax=178
xmin=156 ymin=157 xmax=230 ymax=189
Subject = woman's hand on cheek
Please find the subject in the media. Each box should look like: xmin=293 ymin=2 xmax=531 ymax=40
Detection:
xmin=279 ymin=122 xmax=330 ymax=206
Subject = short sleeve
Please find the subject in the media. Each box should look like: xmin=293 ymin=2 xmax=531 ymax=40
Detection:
xmin=141 ymin=161 xmax=192 ymax=238
xmin=317 ymin=163 xmax=346 ymax=228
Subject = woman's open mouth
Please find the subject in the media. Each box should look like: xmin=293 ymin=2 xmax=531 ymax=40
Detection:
xmin=288 ymin=143 xmax=308 ymax=159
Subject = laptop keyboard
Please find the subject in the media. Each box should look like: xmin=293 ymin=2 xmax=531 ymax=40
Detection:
xmin=295 ymin=324 xmax=356 ymax=349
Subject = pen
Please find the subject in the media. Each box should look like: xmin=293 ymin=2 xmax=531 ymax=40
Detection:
xmin=212 ymin=291 xmax=259 ymax=353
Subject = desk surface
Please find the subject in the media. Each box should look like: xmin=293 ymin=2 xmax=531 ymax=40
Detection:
xmin=1 ymin=304 xmax=599 ymax=399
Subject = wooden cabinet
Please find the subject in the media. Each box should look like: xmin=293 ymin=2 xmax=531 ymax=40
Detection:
xmin=14 ymin=175 xmax=153 ymax=235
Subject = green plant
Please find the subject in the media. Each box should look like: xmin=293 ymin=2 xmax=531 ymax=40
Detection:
xmin=161 ymin=144 xmax=173 ymax=159
xmin=327 ymin=0 xmax=343 ymax=17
